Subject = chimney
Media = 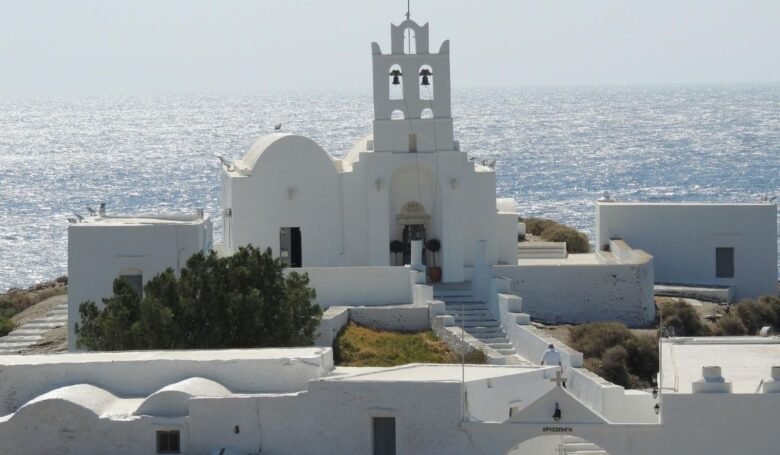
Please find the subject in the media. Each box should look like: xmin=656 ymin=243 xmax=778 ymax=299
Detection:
xmin=692 ymin=366 xmax=731 ymax=393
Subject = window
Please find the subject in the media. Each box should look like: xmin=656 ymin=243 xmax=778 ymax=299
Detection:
xmin=408 ymin=133 xmax=417 ymax=153
xmin=119 ymin=273 xmax=143 ymax=297
xmin=403 ymin=28 xmax=416 ymax=54
xmin=372 ymin=417 xmax=396 ymax=455
xmin=156 ymin=430 xmax=180 ymax=454
xmin=716 ymin=247 xmax=734 ymax=278
xmin=391 ymin=109 xmax=405 ymax=120
xmin=420 ymin=108 xmax=433 ymax=119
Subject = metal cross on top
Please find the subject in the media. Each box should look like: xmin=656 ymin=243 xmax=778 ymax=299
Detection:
xmin=550 ymin=370 xmax=567 ymax=388
xmin=405 ymin=0 xmax=411 ymax=20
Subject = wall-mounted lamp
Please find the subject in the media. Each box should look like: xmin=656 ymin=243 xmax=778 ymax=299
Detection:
xmin=652 ymin=388 xmax=658 ymax=399
xmin=375 ymin=179 xmax=383 ymax=191
xmin=552 ymin=402 xmax=562 ymax=422
xmin=224 ymin=208 xmax=232 ymax=217
xmin=654 ymin=403 xmax=661 ymax=415
xmin=287 ymin=187 xmax=297 ymax=200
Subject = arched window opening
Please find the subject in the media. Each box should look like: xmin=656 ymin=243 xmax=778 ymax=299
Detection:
xmin=421 ymin=108 xmax=433 ymax=119
xmin=403 ymin=28 xmax=417 ymax=54
xmin=391 ymin=109 xmax=405 ymax=120
xmin=419 ymin=65 xmax=434 ymax=100
xmin=389 ymin=64 xmax=403 ymax=100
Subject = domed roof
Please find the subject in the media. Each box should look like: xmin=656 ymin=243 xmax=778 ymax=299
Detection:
xmin=238 ymin=133 xmax=337 ymax=173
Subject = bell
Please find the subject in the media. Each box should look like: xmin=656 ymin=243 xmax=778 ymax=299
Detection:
xmin=419 ymin=68 xmax=432 ymax=86
xmin=390 ymin=69 xmax=403 ymax=85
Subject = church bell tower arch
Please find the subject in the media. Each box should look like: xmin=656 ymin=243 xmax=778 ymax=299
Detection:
xmin=370 ymin=17 xmax=455 ymax=153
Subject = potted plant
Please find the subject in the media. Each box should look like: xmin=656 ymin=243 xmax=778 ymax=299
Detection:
xmin=426 ymin=238 xmax=442 ymax=282
xmin=390 ymin=240 xmax=404 ymax=266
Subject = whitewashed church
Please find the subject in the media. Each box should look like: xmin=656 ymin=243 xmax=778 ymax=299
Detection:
xmin=2 ymin=14 xmax=779 ymax=455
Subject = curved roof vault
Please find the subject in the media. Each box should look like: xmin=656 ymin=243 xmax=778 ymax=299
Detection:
xmin=238 ymin=133 xmax=339 ymax=173
xmin=134 ymin=377 xmax=232 ymax=417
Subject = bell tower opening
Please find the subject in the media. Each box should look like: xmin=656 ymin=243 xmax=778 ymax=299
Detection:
xmin=370 ymin=17 xmax=455 ymax=153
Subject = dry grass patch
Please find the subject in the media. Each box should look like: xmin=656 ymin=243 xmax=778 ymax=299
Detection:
xmin=334 ymin=322 xmax=486 ymax=367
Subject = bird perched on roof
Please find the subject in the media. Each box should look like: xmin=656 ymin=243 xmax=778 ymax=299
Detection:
xmin=217 ymin=156 xmax=235 ymax=172
xmin=274 ymin=123 xmax=282 ymax=131
xmin=72 ymin=213 xmax=84 ymax=222
xmin=99 ymin=202 xmax=106 ymax=216
xmin=67 ymin=217 xmax=78 ymax=224
xmin=86 ymin=207 xmax=96 ymax=216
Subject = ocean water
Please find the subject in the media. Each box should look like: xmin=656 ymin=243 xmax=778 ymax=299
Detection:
xmin=0 ymin=85 xmax=778 ymax=291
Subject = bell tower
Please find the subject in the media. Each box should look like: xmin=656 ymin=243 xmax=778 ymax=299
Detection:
xmin=371 ymin=18 xmax=455 ymax=153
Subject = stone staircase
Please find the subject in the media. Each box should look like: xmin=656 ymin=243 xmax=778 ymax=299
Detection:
xmin=0 ymin=303 xmax=68 ymax=355
xmin=434 ymin=283 xmax=528 ymax=365
xmin=560 ymin=436 xmax=609 ymax=454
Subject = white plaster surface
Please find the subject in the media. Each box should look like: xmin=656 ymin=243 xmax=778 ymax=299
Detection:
xmin=67 ymin=213 xmax=212 ymax=350
xmin=661 ymin=337 xmax=780 ymax=393
xmin=596 ymin=201 xmax=777 ymax=300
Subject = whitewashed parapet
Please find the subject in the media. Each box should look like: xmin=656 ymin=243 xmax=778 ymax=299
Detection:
xmin=315 ymin=306 xmax=350 ymax=347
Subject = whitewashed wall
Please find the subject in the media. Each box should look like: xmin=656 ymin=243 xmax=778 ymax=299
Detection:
xmin=494 ymin=253 xmax=656 ymax=327
xmin=67 ymin=216 xmax=212 ymax=351
xmin=596 ymin=202 xmax=778 ymax=300
xmin=0 ymin=348 xmax=332 ymax=416
xmin=296 ymin=266 xmax=413 ymax=308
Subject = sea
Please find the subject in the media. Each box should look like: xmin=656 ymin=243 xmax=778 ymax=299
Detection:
xmin=1 ymin=84 xmax=778 ymax=292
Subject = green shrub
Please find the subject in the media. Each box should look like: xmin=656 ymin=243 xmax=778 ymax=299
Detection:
xmin=713 ymin=313 xmax=747 ymax=336
xmin=600 ymin=345 xmax=631 ymax=387
xmin=0 ymin=316 xmax=14 ymax=337
xmin=570 ymin=322 xmax=658 ymax=389
xmin=521 ymin=218 xmax=557 ymax=236
xmin=76 ymin=246 xmax=322 ymax=351
xmin=712 ymin=296 xmax=780 ymax=336
xmin=541 ymin=225 xmax=590 ymax=253
xmin=519 ymin=217 xmax=590 ymax=253
xmin=569 ymin=322 xmax=633 ymax=358
xmin=660 ymin=300 xmax=710 ymax=336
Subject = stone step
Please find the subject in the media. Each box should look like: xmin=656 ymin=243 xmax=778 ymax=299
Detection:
xmin=21 ymin=322 xmax=63 ymax=330
xmin=449 ymin=315 xmax=494 ymax=321
xmin=0 ymin=341 xmax=34 ymax=348
xmin=1 ymin=335 xmax=43 ymax=342
xmin=454 ymin=319 xmax=498 ymax=325
xmin=461 ymin=322 xmax=501 ymax=330
xmin=0 ymin=349 xmax=21 ymax=355
xmin=485 ymin=342 xmax=514 ymax=350
xmin=47 ymin=309 xmax=69 ymax=316
xmin=8 ymin=328 xmax=49 ymax=336
xmin=496 ymin=348 xmax=517 ymax=355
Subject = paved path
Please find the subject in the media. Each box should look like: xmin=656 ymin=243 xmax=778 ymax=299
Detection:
xmin=0 ymin=297 xmax=67 ymax=355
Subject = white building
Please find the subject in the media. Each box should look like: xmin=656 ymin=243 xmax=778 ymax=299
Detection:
xmin=596 ymin=201 xmax=778 ymax=301
xmin=220 ymin=18 xmax=518 ymax=281
xmin=67 ymin=213 xmax=212 ymax=350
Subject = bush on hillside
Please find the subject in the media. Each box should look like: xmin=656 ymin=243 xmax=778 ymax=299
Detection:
xmin=712 ymin=296 xmax=780 ymax=336
xmin=568 ymin=321 xmax=658 ymax=389
xmin=0 ymin=316 xmax=14 ymax=337
xmin=76 ymin=245 xmax=322 ymax=351
xmin=660 ymin=300 xmax=710 ymax=336
xmin=568 ymin=322 xmax=633 ymax=358
xmin=519 ymin=217 xmax=590 ymax=253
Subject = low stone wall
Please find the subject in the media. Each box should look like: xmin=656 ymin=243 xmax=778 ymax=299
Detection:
xmin=494 ymin=253 xmax=655 ymax=327
xmin=315 ymin=304 xmax=432 ymax=347
xmin=295 ymin=266 xmax=413 ymax=309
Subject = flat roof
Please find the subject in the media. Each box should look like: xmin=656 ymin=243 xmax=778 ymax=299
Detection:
xmin=324 ymin=363 xmax=544 ymax=383
xmin=517 ymin=253 xmax=604 ymax=266
xmin=661 ymin=338 xmax=780 ymax=393
xmin=0 ymin=347 xmax=329 ymax=366
xmin=73 ymin=214 xmax=209 ymax=226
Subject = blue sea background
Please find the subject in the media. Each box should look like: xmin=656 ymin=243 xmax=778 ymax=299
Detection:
xmin=0 ymin=84 xmax=778 ymax=292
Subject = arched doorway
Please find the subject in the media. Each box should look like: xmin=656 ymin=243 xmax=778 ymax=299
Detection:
xmin=508 ymin=435 xmax=609 ymax=455
xmin=397 ymin=200 xmax=430 ymax=265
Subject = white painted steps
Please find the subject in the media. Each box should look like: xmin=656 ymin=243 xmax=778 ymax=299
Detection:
xmin=0 ymin=302 xmax=68 ymax=355
xmin=434 ymin=284 xmax=529 ymax=365
xmin=562 ymin=436 xmax=608 ymax=454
